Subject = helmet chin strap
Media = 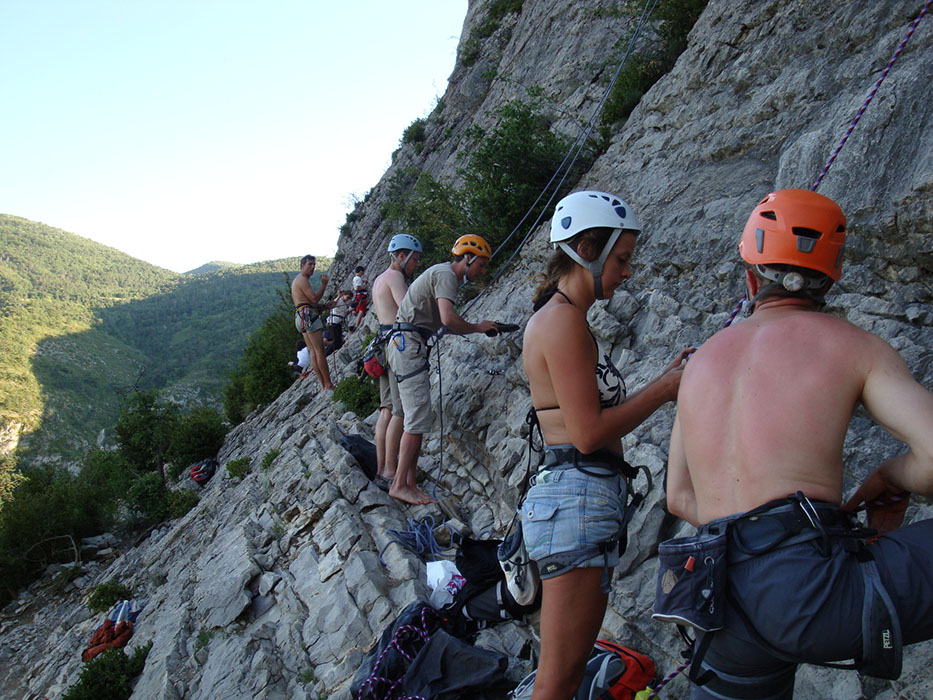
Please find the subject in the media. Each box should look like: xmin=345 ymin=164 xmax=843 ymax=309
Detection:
xmin=556 ymin=228 xmax=623 ymax=300
xmin=390 ymin=251 xmax=414 ymax=271
xmin=461 ymin=253 xmax=477 ymax=284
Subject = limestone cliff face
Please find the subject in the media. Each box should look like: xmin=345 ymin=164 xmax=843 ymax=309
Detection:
xmin=2 ymin=2 xmax=931 ymax=698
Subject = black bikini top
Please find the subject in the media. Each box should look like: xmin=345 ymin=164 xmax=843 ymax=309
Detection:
xmin=532 ymin=289 xmax=627 ymax=412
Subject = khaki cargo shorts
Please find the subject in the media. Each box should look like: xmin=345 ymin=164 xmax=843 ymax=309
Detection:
xmin=378 ymin=371 xmax=403 ymax=417
xmin=386 ymin=332 xmax=433 ymax=433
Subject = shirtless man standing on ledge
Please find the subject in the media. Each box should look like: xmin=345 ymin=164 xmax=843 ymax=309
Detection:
xmin=291 ymin=254 xmax=334 ymax=391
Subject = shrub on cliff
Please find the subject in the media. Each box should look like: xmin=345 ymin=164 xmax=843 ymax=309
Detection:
xmin=165 ymin=407 xmax=227 ymax=479
xmin=600 ymin=0 xmax=709 ymax=132
xmin=115 ymin=391 xmax=227 ymax=480
xmin=333 ymin=376 xmax=379 ymax=418
xmin=383 ymin=96 xmax=589 ymax=272
xmin=126 ymin=472 xmax=199 ymax=523
xmin=114 ymin=390 xmax=179 ymax=475
xmin=0 ymin=453 xmax=25 ymax=515
xmin=0 ymin=464 xmax=108 ymax=604
xmin=62 ymin=642 xmax=152 ymax=700
xmin=87 ymin=579 xmax=133 ymax=613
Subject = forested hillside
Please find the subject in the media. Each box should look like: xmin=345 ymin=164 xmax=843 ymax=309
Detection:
xmin=0 ymin=214 xmax=328 ymax=465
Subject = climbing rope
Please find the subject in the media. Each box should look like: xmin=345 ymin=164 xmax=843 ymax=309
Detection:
xmin=420 ymin=0 xmax=665 ymax=513
xmin=378 ymin=515 xmax=455 ymax=566
xmin=646 ymin=659 xmax=690 ymax=699
xmin=464 ymin=0 xmax=663 ymax=314
xmin=432 ymin=331 xmax=446 ymax=503
xmin=723 ymin=1 xmax=930 ymax=326
xmin=721 ymin=293 xmax=746 ymax=329
xmin=812 ymin=0 xmax=931 ymax=192
xmin=356 ymin=606 xmax=439 ymax=700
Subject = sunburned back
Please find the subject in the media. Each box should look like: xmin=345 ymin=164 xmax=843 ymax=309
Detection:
xmin=677 ymin=306 xmax=871 ymax=521
xmin=372 ymin=268 xmax=406 ymax=325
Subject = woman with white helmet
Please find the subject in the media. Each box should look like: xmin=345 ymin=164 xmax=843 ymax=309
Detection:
xmin=521 ymin=191 xmax=692 ymax=699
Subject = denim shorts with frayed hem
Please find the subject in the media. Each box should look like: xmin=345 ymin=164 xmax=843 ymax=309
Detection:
xmin=520 ymin=465 xmax=626 ymax=579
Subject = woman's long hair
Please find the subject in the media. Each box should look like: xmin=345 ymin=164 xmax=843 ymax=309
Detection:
xmin=531 ymin=227 xmax=620 ymax=309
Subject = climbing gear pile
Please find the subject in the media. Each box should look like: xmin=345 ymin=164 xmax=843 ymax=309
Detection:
xmin=510 ymin=639 xmax=656 ymax=700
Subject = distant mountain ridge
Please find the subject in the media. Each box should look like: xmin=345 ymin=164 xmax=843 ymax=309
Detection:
xmin=185 ymin=261 xmax=240 ymax=275
xmin=0 ymin=214 xmax=329 ymax=465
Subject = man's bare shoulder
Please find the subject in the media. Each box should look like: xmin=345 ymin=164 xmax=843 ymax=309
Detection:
xmin=373 ymin=268 xmax=406 ymax=296
xmin=373 ymin=267 xmax=403 ymax=287
xmin=687 ymin=310 xmax=886 ymax=378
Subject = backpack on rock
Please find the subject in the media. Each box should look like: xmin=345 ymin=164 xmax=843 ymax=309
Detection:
xmin=511 ymin=639 xmax=655 ymax=700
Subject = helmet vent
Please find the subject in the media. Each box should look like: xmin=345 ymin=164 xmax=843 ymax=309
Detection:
xmin=793 ymin=227 xmax=821 ymax=253
xmin=561 ymin=216 xmax=572 ymax=230
xmin=613 ymin=205 xmax=627 ymax=219
xmin=760 ymin=211 xmax=777 ymax=221
xmin=836 ymin=224 xmax=845 ymax=233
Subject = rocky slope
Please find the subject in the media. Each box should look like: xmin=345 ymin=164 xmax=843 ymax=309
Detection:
xmin=2 ymin=0 xmax=932 ymax=698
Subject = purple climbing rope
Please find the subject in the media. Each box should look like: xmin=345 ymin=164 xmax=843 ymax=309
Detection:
xmin=812 ymin=0 xmax=931 ymax=192
xmin=646 ymin=659 xmax=691 ymax=699
xmin=722 ymin=293 xmax=747 ymax=329
xmin=356 ymin=606 xmax=437 ymax=700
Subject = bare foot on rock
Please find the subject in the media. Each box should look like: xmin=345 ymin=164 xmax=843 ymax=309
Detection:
xmin=388 ymin=484 xmax=424 ymax=505
xmin=389 ymin=484 xmax=437 ymax=505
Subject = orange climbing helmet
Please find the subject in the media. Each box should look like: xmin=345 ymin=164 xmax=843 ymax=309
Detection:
xmin=451 ymin=234 xmax=492 ymax=259
xmin=738 ymin=189 xmax=847 ymax=281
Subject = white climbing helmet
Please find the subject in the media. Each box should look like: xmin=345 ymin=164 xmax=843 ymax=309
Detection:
xmin=387 ymin=233 xmax=423 ymax=254
xmin=387 ymin=233 xmax=423 ymax=269
xmin=549 ymin=191 xmax=640 ymax=299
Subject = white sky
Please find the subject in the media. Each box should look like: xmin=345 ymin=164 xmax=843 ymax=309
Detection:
xmin=0 ymin=1 xmax=468 ymax=273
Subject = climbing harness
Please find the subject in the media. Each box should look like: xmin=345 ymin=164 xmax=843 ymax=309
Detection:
xmin=654 ymin=492 xmax=906 ymax=693
xmin=389 ymin=323 xmax=434 ymax=383
xmin=516 ymin=406 xmax=653 ymax=593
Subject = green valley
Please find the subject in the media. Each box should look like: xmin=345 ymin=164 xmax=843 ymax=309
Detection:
xmin=0 ymin=214 xmax=329 ymax=466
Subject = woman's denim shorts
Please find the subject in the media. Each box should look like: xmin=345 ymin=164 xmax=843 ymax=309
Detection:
xmin=520 ymin=464 xmax=626 ymax=579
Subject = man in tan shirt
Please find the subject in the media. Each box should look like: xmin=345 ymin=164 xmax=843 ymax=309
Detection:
xmin=661 ymin=190 xmax=933 ymax=698
xmin=386 ymin=235 xmax=498 ymax=504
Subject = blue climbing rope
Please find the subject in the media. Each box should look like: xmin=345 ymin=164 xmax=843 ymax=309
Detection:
xmin=378 ymin=515 xmax=455 ymax=565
